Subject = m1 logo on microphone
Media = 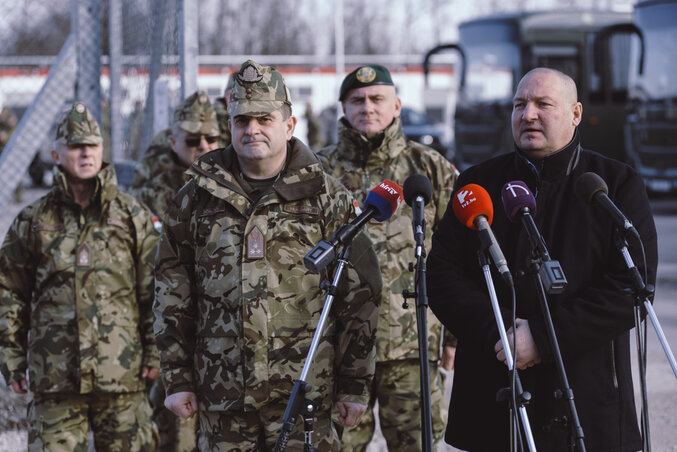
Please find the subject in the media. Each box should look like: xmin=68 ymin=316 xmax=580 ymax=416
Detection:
xmin=456 ymin=188 xmax=477 ymax=209
xmin=378 ymin=180 xmax=403 ymax=210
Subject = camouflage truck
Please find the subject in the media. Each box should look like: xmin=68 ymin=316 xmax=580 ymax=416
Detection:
xmin=424 ymin=9 xmax=642 ymax=170
xmin=625 ymin=0 xmax=677 ymax=195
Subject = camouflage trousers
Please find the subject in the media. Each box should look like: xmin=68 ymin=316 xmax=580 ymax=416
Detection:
xmin=28 ymin=391 xmax=158 ymax=452
xmin=339 ymin=359 xmax=448 ymax=452
xmin=197 ymin=403 xmax=340 ymax=451
xmin=150 ymin=379 xmax=198 ymax=452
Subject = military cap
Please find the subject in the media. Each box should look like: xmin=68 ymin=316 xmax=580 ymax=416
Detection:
xmin=173 ymin=90 xmax=220 ymax=136
xmin=55 ymin=102 xmax=103 ymax=146
xmin=228 ymin=60 xmax=292 ymax=118
xmin=339 ymin=64 xmax=394 ymax=101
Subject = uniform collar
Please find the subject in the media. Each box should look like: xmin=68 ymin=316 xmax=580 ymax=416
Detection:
xmin=335 ymin=116 xmax=407 ymax=165
xmin=53 ymin=162 xmax=117 ymax=207
xmin=188 ymin=137 xmax=325 ymax=203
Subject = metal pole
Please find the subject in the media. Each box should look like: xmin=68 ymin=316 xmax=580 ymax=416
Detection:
xmin=108 ymin=0 xmax=123 ymax=162
xmin=179 ymin=0 xmax=198 ymax=99
xmin=74 ymin=0 xmax=102 ymax=126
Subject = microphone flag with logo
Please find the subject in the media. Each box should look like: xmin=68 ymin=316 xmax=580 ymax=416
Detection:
xmin=452 ymin=184 xmax=511 ymax=283
xmin=501 ymin=180 xmax=537 ymax=223
xmin=304 ymin=180 xmax=403 ymax=273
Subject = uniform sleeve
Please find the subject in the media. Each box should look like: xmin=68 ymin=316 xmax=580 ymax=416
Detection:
xmin=327 ymin=187 xmax=382 ymax=404
xmin=132 ymin=203 xmax=161 ymax=369
xmin=0 ymin=208 xmax=36 ymax=385
xmin=153 ymin=183 xmax=198 ymax=395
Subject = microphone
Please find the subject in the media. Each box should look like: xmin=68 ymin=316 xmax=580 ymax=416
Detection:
xmin=575 ymin=172 xmax=640 ymax=239
xmin=501 ymin=180 xmax=567 ymax=293
xmin=403 ymin=174 xmax=433 ymax=258
xmin=304 ymin=179 xmax=404 ymax=273
xmin=452 ymin=183 xmax=512 ymax=284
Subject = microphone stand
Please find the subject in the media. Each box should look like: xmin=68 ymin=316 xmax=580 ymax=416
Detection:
xmin=613 ymin=231 xmax=677 ymax=452
xmin=518 ymin=213 xmax=586 ymax=452
xmin=475 ymin=249 xmax=537 ymax=452
xmin=402 ymin=195 xmax=434 ymax=452
xmin=274 ymin=243 xmax=354 ymax=452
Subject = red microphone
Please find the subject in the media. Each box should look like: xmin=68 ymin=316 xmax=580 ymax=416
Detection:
xmin=452 ymin=184 xmax=511 ymax=283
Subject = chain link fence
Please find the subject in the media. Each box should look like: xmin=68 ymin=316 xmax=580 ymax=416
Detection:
xmin=0 ymin=0 xmax=183 ymax=206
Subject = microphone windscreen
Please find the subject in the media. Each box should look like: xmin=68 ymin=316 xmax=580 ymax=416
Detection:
xmin=365 ymin=179 xmax=404 ymax=222
xmin=501 ymin=180 xmax=537 ymax=223
xmin=403 ymin=174 xmax=433 ymax=206
xmin=575 ymin=172 xmax=608 ymax=205
xmin=452 ymin=183 xmax=493 ymax=230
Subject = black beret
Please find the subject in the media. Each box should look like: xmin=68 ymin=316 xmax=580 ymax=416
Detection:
xmin=339 ymin=64 xmax=394 ymax=101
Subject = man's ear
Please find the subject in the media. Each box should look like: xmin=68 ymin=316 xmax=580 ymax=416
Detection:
xmin=572 ymin=102 xmax=583 ymax=126
xmin=50 ymin=149 xmax=60 ymax=164
xmin=285 ymin=115 xmax=298 ymax=140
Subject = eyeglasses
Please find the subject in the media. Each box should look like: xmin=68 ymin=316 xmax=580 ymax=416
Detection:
xmin=184 ymin=135 xmax=219 ymax=147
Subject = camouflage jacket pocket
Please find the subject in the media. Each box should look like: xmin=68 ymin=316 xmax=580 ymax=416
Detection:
xmin=194 ymin=332 xmax=244 ymax=411
xmin=95 ymin=317 xmax=145 ymax=392
xmin=28 ymin=322 xmax=79 ymax=393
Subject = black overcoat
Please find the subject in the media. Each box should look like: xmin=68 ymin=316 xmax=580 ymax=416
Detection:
xmin=427 ymin=133 xmax=658 ymax=451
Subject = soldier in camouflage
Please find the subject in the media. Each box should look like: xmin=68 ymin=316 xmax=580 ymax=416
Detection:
xmin=0 ymin=102 xmax=160 ymax=451
xmin=317 ymin=64 xmax=459 ymax=451
xmin=131 ymin=91 xmax=221 ymax=219
xmin=213 ymin=71 xmax=237 ymax=148
xmin=153 ymin=60 xmax=382 ymax=451
xmin=131 ymin=91 xmax=220 ymax=452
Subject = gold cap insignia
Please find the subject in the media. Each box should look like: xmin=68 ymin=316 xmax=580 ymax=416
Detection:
xmin=75 ymin=103 xmax=86 ymax=113
xmin=356 ymin=66 xmax=376 ymax=83
xmin=237 ymin=64 xmax=263 ymax=85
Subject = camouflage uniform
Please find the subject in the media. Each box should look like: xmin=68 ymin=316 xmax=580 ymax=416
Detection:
xmin=318 ymin=116 xmax=458 ymax=451
xmin=0 ymin=104 xmax=160 ymax=451
xmin=154 ymin=60 xmax=382 ymax=452
xmin=131 ymin=92 xmax=219 ymax=452
xmin=213 ymin=97 xmax=231 ymax=148
xmin=0 ymin=106 xmax=18 ymax=153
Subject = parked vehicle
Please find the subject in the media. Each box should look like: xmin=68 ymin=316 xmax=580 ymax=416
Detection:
xmin=424 ymin=9 xmax=642 ymax=170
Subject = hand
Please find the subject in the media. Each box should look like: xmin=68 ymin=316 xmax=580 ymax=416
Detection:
xmin=165 ymin=391 xmax=198 ymax=419
xmin=10 ymin=379 xmax=28 ymax=394
xmin=440 ymin=345 xmax=456 ymax=371
xmin=494 ymin=318 xmax=542 ymax=370
xmin=142 ymin=366 xmax=160 ymax=380
xmin=336 ymin=401 xmax=367 ymax=427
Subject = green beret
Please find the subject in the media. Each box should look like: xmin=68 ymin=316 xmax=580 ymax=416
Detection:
xmin=339 ymin=64 xmax=394 ymax=101
xmin=55 ymin=102 xmax=103 ymax=146
xmin=228 ymin=60 xmax=292 ymax=118
xmin=173 ymin=90 xmax=219 ymax=136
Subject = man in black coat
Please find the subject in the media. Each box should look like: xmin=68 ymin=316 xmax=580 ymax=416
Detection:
xmin=427 ymin=67 xmax=658 ymax=451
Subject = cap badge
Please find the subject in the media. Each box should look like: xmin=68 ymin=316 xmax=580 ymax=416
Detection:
xmin=356 ymin=66 xmax=376 ymax=83
xmin=75 ymin=103 xmax=86 ymax=113
xmin=199 ymin=93 xmax=208 ymax=103
xmin=237 ymin=64 xmax=263 ymax=85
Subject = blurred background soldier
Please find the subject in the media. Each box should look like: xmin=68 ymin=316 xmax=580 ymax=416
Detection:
xmin=213 ymin=71 xmax=237 ymax=148
xmin=0 ymin=102 xmax=160 ymax=451
xmin=0 ymin=104 xmax=23 ymax=202
xmin=318 ymin=64 xmax=458 ymax=451
xmin=305 ymin=102 xmax=324 ymax=150
xmin=130 ymin=90 xmax=220 ymax=218
xmin=154 ymin=60 xmax=382 ymax=451
xmin=131 ymin=90 xmax=219 ymax=452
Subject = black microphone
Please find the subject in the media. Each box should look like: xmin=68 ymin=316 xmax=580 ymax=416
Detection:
xmin=501 ymin=180 xmax=567 ymax=294
xmin=304 ymin=180 xmax=404 ymax=273
xmin=403 ymin=174 xmax=433 ymax=258
xmin=575 ymin=172 xmax=640 ymax=239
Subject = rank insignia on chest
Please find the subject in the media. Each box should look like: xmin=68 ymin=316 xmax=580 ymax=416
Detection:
xmin=247 ymin=226 xmax=265 ymax=260
xmin=76 ymin=242 xmax=91 ymax=267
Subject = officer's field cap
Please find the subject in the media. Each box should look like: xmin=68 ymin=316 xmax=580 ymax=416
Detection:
xmin=55 ymin=102 xmax=103 ymax=146
xmin=173 ymin=90 xmax=220 ymax=136
xmin=339 ymin=64 xmax=394 ymax=101
xmin=228 ymin=60 xmax=292 ymax=118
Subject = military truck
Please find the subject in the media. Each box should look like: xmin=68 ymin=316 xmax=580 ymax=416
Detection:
xmin=424 ymin=9 xmax=641 ymax=170
xmin=625 ymin=0 xmax=677 ymax=194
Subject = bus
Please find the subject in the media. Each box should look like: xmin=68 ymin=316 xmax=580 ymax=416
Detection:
xmin=424 ymin=9 xmax=641 ymax=170
xmin=625 ymin=0 xmax=677 ymax=194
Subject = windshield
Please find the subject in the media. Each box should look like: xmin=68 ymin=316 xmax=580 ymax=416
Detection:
xmin=631 ymin=2 xmax=677 ymax=99
xmin=400 ymin=108 xmax=431 ymax=126
xmin=460 ymin=21 xmax=520 ymax=102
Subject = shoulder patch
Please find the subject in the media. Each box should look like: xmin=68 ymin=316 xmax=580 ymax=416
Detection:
xmin=107 ymin=217 xmax=130 ymax=232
